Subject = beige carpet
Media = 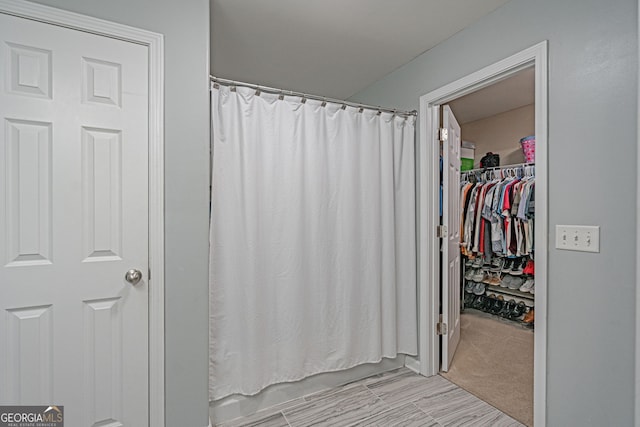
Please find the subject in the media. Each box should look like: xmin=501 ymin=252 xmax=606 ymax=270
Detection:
xmin=440 ymin=310 xmax=534 ymax=426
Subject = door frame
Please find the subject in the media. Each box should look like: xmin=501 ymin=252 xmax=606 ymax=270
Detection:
xmin=637 ymin=5 xmax=640 ymax=423
xmin=418 ymin=41 xmax=548 ymax=426
xmin=0 ymin=1 xmax=165 ymax=426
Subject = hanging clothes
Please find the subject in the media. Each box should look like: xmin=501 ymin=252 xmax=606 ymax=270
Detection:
xmin=459 ymin=166 xmax=535 ymax=261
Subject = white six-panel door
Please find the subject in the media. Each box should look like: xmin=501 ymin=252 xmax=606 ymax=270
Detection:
xmin=0 ymin=11 xmax=149 ymax=426
xmin=441 ymin=105 xmax=461 ymax=372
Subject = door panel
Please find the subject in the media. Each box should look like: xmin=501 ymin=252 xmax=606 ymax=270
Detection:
xmin=5 ymin=119 xmax=52 ymax=266
xmin=441 ymin=105 xmax=461 ymax=372
xmin=0 ymin=12 xmax=149 ymax=426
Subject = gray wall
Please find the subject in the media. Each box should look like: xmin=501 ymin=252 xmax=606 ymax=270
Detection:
xmin=352 ymin=0 xmax=637 ymax=425
xmin=27 ymin=0 xmax=211 ymax=426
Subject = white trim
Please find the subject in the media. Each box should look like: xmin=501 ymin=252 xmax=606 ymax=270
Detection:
xmin=403 ymin=355 xmax=421 ymax=374
xmin=532 ymin=43 xmax=548 ymax=427
xmin=0 ymin=1 xmax=165 ymax=426
xmin=636 ymin=3 xmax=640 ymax=424
xmin=417 ymin=96 xmax=441 ymax=377
xmin=418 ymin=41 xmax=548 ymax=427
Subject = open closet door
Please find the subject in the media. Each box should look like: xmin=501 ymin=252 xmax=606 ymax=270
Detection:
xmin=441 ymin=105 xmax=461 ymax=372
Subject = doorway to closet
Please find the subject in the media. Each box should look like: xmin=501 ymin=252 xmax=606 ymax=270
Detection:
xmin=418 ymin=42 xmax=548 ymax=427
xmin=440 ymin=67 xmax=536 ymax=426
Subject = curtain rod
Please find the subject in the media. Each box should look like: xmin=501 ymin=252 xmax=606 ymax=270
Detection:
xmin=210 ymin=75 xmax=418 ymax=118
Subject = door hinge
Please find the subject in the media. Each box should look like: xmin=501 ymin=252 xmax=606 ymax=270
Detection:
xmin=439 ymin=128 xmax=448 ymax=142
xmin=437 ymin=225 xmax=448 ymax=238
xmin=437 ymin=315 xmax=448 ymax=335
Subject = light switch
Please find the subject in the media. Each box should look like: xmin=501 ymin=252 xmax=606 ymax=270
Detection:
xmin=555 ymin=225 xmax=600 ymax=253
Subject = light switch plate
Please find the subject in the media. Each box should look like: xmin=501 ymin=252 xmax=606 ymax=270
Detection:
xmin=555 ymin=225 xmax=600 ymax=253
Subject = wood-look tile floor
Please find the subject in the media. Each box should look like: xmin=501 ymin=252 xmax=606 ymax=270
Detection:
xmin=217 ymin=368 xmax=524 ymax=427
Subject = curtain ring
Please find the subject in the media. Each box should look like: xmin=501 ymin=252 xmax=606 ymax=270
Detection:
xmin=230 ymin=85 xmax=237 ymax=92
xmin=255 ymin=86 xmax=261 ymax=96
xmin=278 ymin=91 xmax=284 ymax=100
xmin=321 ymin=98 xmax=327 ymax=107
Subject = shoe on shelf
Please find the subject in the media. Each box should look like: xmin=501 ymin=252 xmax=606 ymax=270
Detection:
xmin=465 ymin=257 xmax=475 ymax=268
xmin=464 ymin=268 xmax=476 ymax=281
xmin=472 ymin=281 xmax=486 ymax=296
xmin=489 ymin=297 xmax=505 ymax=315
xmin=464 ymin=293 xmax=476 ymax=307
xmin=522 ymin=259 xmax=535 ymax=275
xmin=465 ymin=280 xmax=476 ymax=293
xmin=523 ymin=308 xmax=535 ymax=324
xmin=488 ymin=273 xmax=502 ymax=286
xmin=502 ymin=258 xmax=515 ymax=273
xmin=500 ymin=299 xmax=517 ymax=318
xmin=519 ymin=278 xmax=535 ymax=293
xmin=483 ymin=272 xmax=499 ymax=285
xmin=482 ymin=294 xmax=495 ymax=311
xmin=482 ymin=273 xmax=492 ymax=285
xmin=472 ymin=294 xmax=486 ymax=309
xmin=509 ymin=301 xmax=527 ymax=319
xmin=499 ymin=274 xmax=511 ymax=288
xmin=472 ymin=256 xmax=484 ymax=268
xmin=472 ymin=269 xmax=486 ymax=282
xmin=510 ymin=257 xmax=525 ymax=275
xmin=507 ymin=276 xmax=525 ymax=290
xmin=489 ymin=257 xmax=505 ymax=272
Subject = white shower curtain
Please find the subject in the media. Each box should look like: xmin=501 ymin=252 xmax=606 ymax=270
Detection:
xmin=209 ymin=85 xmax=417 ymax=400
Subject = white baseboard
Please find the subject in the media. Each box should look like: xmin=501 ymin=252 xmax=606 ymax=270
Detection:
xmin=404 ymin=355 xmax=421 ymax=374
xmin=210 ymin=356 xmax=406 ymax=425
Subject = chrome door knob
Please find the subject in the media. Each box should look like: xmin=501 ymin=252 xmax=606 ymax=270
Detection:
xmin=125 ymin=269 xmax=143 ymax=285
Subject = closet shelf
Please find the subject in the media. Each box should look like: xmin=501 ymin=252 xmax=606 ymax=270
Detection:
xmin=462 ymin=162 xmax=534 ymax=174
xmin=485 ymin=284 xmax=534 ymax=303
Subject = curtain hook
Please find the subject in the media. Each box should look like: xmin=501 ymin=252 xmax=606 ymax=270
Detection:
xmin=321 ymin=98 xmax=327 ymax=107
xmin=341 ymin=104 xmax=347 ymax=110
xmin=230 ymin=85 xmax=237 ymax=92
xmin=278 ymin=91 xmax=284 ymax=100
xmin=255 ymin=86 xmax=261 ymax=96
xmin=301 ymin=94 xmax=307 ymax=104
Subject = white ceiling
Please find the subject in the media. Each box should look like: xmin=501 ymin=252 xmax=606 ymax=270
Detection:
xmin=211 ymin=0 xmax=511 ymax=99
xmin=448 ymin=67 xmax=535 ymax=124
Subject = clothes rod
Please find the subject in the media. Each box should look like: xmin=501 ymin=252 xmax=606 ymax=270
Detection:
xmin=462 ymin=162 xmax=535 ymax=174
xmin=210 ymin=75 xmax=418 ymax=118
